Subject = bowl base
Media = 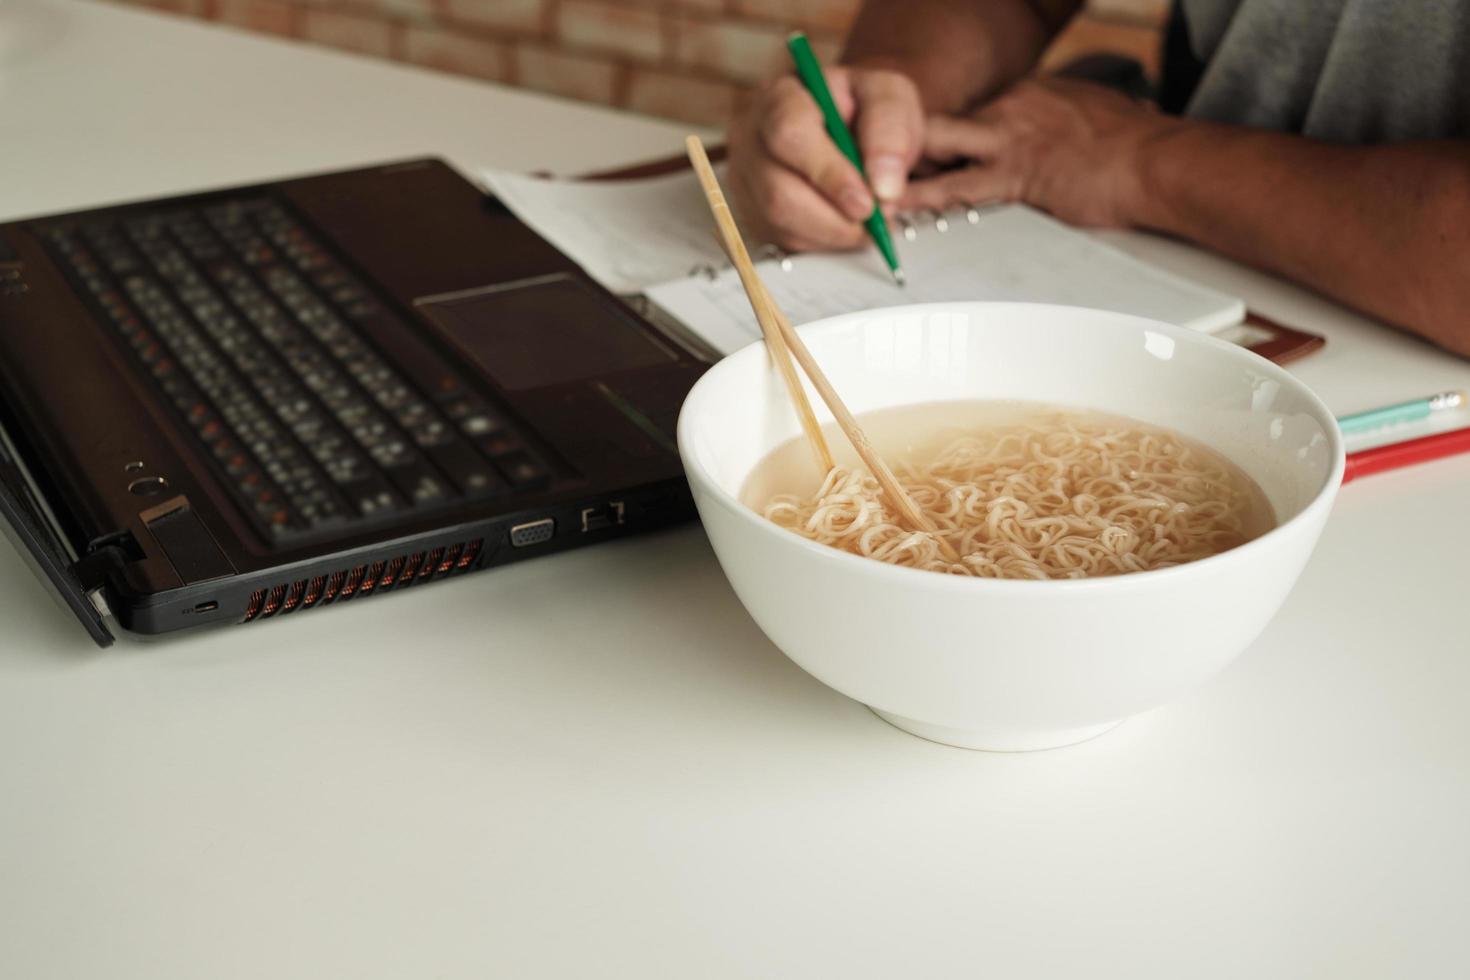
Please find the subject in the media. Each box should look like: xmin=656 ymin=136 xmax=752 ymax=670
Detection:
xmin=870 ymin=708 xmax=1123 ymax=752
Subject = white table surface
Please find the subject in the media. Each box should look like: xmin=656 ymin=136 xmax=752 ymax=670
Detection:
xmin=3 ymin=2 xmax=1469 ymax=977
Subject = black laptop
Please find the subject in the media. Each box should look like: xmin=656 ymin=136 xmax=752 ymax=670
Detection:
xmin=0 ymin=158 xmax=709 ymax=646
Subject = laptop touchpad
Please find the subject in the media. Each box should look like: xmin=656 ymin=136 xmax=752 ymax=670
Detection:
xmin=416 ymin=275 xmax=675 ymax=392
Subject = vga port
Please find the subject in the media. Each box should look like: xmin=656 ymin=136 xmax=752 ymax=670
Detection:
xmin=509 ymin=518 xmax=555 ymax=548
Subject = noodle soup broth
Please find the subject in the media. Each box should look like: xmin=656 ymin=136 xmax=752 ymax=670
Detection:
xmin=741 ymin=400 xmax=1275 ymax=580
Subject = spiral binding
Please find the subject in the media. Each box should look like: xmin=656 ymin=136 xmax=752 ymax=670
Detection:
xmin=903 ymin=204 xmax=990 ymax=240
xmin=691 ymin=205 xmax=994 ymax=278
xmin=688 ymin=243 xmax=790 ymax=281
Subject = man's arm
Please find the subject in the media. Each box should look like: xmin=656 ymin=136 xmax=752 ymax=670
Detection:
xmin=843 ymin=0 xmax=1082 ymax=113
xmin=901 ymin=79 xmax=1470 ymax=355
xmin=1133 ymin=124 xmax=1470 ymax=354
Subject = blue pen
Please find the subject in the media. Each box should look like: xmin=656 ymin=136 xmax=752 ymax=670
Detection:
xmin=1337 ymin=389 xmax=1467 ymax=435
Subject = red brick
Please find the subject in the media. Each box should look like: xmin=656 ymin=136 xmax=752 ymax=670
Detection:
xmin=215 ymin=0 xmax=298 ymax=36
xmin=292 ymin=0 xmax=432 ymax=15
xmin=557 ymin=1 xmax=664 ymax=62
xmin=1041 ymin=15 xmax=1162 ymax=79
xmin=625 ymin=67 xmax=738 ymax=125
xmin=581 ymin=0 xmax=723 ymax=10
xmin=514 ymin=45 xmax=621 ymax=106
xmin=443 ymin=0 xmax=546 ymax=36
xmin=301 ymin=9 xmax=394 ymax=58
xmin=128 ymin=0 xmax=210 ymax=14
xmin=402 ymin=25 xmax=510 ymax=81
xmin=731 ymin=0 xmax=860 ymax=33
xmin=673 ymin=17 xmax=795 ymax=85
xmin=377 ymin=0 xmax=436 ymax=20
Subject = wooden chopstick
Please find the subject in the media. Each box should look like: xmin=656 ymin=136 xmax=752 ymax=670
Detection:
xmin=706 ymin=228 xmax=839 ymax=477
xmin=763 ymin=290 xmax=962 ymax=563
xmin=685 ymin=138 xmax=833 ymax=474
xmin=684 ymin=136 xmax=961 ymax=564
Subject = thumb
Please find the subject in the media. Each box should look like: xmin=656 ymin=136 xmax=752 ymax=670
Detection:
xmin=849 ymin=70 xmax=924 ymax=203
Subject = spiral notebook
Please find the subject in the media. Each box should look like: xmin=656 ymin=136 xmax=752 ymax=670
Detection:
xmin=481 ymin=166 xmax=1248 ymax=358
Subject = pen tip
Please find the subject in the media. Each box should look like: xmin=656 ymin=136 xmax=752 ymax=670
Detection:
xmin=892 ymin=269 xmax=906 ymax=288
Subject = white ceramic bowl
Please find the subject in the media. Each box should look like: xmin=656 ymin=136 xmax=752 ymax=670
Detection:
xmin=678 ymin=303 xmax=1343 ymax=751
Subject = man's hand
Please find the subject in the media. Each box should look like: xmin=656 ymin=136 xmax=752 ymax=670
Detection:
xmin=900 ymin=77 xmax=1170 ymax=227
xmin=726 ymin=67 xmax=924 ymax=251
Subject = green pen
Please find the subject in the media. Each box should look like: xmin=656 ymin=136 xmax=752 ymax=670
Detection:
xmin=786 ymin=32 xmax=905 ymax=286
xmin=1337 ymin=389 xmax=1468 ymax=435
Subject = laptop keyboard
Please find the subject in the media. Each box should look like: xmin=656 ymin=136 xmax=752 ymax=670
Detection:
xmin=40 ymin=197 xmax=552 ymax=541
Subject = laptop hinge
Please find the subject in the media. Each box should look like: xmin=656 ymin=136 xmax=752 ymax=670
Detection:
xmin=0 ymin=398 xmax=117 ymax=646
xmin=72 ymin=543 xmax=129 ymax=593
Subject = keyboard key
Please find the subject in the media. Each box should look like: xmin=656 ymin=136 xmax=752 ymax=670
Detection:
xmin=461 ymin=413 xmax=500 ymax=437
xmin=368 ymin=438 xmax=414 ymax=469
xmin=385 ymin=459 xmax=450 ymax=506
xmin=479 ymin=432 xmax=522 ymax=457
xmin=343 ymin=474 xmax=400 ymax=517
xmin=430 ymin=443 xmax=504 ymax=497
xmin=410 ymin=417 xmax=453 ymax=449
xmin=495 ymin=453 xmax=551 ymax=492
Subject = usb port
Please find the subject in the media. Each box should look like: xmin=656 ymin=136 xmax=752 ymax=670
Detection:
xmin=581 ymin=502 xmax=625 ymax=533
xmin=509 ymin=518 xmax=555 ymax=547
xmin=192 ymin=600 xmax=219 ymax=613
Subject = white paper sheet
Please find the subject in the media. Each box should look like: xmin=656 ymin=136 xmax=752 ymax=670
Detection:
xmin=646 ymin=205 xmax=1246 ymax=356
xmin=481 ymin=167 xmax=729 ymax=294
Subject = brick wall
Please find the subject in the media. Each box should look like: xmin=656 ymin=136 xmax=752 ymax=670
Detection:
xmin=111 ymin=0 xmax=1169 ymax=126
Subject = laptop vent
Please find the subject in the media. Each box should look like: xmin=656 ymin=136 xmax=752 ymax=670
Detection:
xmin=241 ymin=538 xmax=483 ymax=624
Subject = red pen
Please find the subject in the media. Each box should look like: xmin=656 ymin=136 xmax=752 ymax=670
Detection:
xmin=1342 ymin=426 xmax=1470 ymax=483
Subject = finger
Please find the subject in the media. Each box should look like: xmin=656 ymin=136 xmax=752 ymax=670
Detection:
xmin=900 ymin=165 xmax=1018 ymax=213
xmin=760 ymin=76 xmax=874 ymax=222
xmin=726 ymin=105 xmax=784 ymax=243
xmin=823 ymin=66 xmax=857 ymax=123
xmin=727 ymin=157 xmax=782 ymax=246
xmin=848 ymin=70 xmax=924 ymax=203
xmin=782 ymin=232 xmax=867 ymax=254
xmin=736 ymin=159 xmax=867 ymax=252
xmin=922 ymin=115 xmax=1009 ymax=164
